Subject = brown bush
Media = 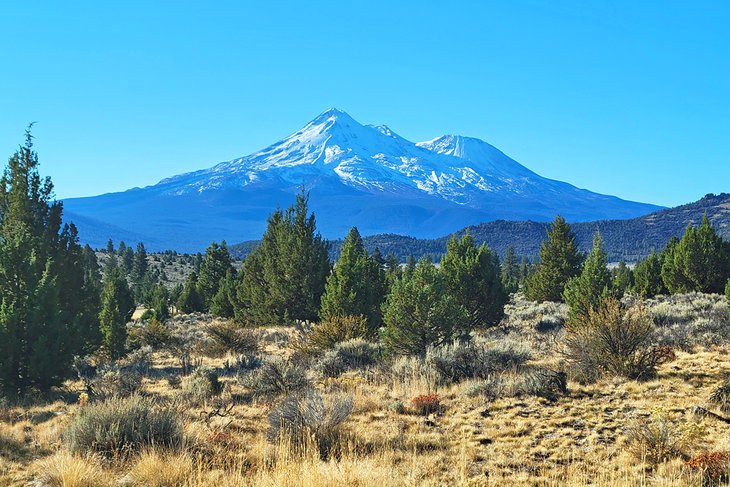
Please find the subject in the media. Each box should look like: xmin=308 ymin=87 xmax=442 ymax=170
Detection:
xmin=686 ymin=451 xmax=730 ymax=484
xmin=410 ymin=394 xmax=441 ymax=415
xmin=296 ymin=315 xmax=368 ymax=356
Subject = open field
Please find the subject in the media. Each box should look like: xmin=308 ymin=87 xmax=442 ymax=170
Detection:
xmin=1 ymin=293 xmax=730 ymax=486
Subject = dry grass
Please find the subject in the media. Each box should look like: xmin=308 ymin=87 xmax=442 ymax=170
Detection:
xmin=2 ymin=292 xmax=730 ymax=486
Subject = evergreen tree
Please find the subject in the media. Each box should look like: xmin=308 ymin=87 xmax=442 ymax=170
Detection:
xmin=441 ymin=233 xmax=507 ymax=328
xmin=147 ymin=284 xmax=170 ymax=322
xmin=319 ymin=227 xmax=387 ymax=331
xmin=518 ymin=256 xmax=531 ymax=288
xmin=632 ymin=251 xmax=665 ymax=298
xmin=381 ymin=258 xmax=468 ymax=355
xmin=726 ymin=279 xmax=730 ymax=314
xmin=120 ymin=244 xmax=134 ymax=275
xmin=385 ymin=253 xmax=401 ymax=287
xmin=0 ymin=129 xmax=92 ymax=395
xmin=131 ymin=242 xmax=148 ymax=284
xmin=99 ymin=266 xmax=134 ymax=360
xmin=210 ymin=270 xmax=237 ymax=318
xmin=611 ymin=260 xmax=633 ymax=298
xmin=197 ymin=241 xmax=234 ymax=310
xmin=177 ymin=272 xmax=204 ymax=314
xmin=500 ymin=246 xmax=520 ymax=293
xmin=526 ymin=216 xmax=583 ymax=302
xmin=235 ymin=191 xmax=330 ymax=325
xmin=104 ymin=239 xmax=117 ymax=274
xmin=662 ymin=216 xmax=730 ymax=294
xmin=563 ymin=232 xmax=611 ymax=322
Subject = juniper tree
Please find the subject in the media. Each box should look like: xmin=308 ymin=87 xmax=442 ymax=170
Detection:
xmin=197 ymin=241 xmax=234 ymax=310
xmin=563 ymin=232 xmax=611 ymax=322
xmin=319 ymin=227 xmax=387 ymax=332
xmin=381 ymin=258 xmax=468 ymax=355
xmin=99 ymin=266 xmax=135 ymax=360
xmin=235 ymin=191 xmax=330 ymax=325
xmin=632 ymin=251 xmax=665 ymax=298
xmin=610 ymin=261 xmax=633 ymax=298
xmin=500 ymin=246 xmax=520 ymax=294
xmin=0 ymin=128 xmax=99 ymax=394
xmin=177 ymin=271 xmax=204 ymax=314
xmin=526 ymin=216 xmax=583 ymax=302
xmin=210 ymin=269 xmax=237 ymax=318
xmin=440 ymin=233 xmax=507 ymax=328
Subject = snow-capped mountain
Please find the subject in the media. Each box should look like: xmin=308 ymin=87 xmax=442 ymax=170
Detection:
xmin=64 ymin=108 xmax=662 ymax=251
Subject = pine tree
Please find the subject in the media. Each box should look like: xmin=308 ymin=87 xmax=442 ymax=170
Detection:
xmin=500 ymin=246 xmax=520 ymax=293
xmin=235 ymin=191 xmax=330 ymax=325
xmin=725 ymin=279 xmax=730 ymax=314
xmin=197 ymin=241 xmax=234 ymax=310
xmin=147 ymin=284 xmax=170 ymax=322
xmin=381 ymin=258 xmax=468 ymax=355
xmin=99 ymin=264 xmax=134 ymax=360
xmin=440 ymin=233 xmax=507 ymax=328
xmin=563 ymin=232 xmax=611 ymax=322
xmin=104 ymin=239 xmax=117 ymax=274
xmin=632 ymin=251 xmax=665 ymax=298
xmin=319 ymin=227 xmax=387 ymax=332
xmin=177 ymin=272 xmax=204 ymax=314
xmin=385 ymin=253 xmax=402 ymax=287
xmin=0 ymin=128 xmax=93 ymax=395
xmin=526 ymin=216 xmax=583 ymax=302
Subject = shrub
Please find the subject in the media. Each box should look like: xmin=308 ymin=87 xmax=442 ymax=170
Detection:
xmin=90 ymin=365 xmax=142 ymax=400
xmin=135 ymin=319 xmax=171 ymax=350
xmin=411 ymin=394 xmax=441 ymax=415
xmin=686 ymin=451 xmax=730 ymax=484
xmin=387 ymin=400 xmax=405 ymax=414
xmin=709 ymin=380 xmax=730 ymax=413
xmin=297 ymin=315 xmax=369 ymax=356
xmin=516 ymin=367 xmax=568 ymax=401
xmin=564 ymin=298 xmax=665 ymax=383
xmin=313 ymin=339 xmax=381 ymax=378
xmin=464 ymin=376 xmax=506 ymax=401
xmin=182 ymin=367 xmax=223 ymax=405
xmin=64 ymin=395 xmax=183 ymax=458
xmin=624 ymin=412 xmax=701 ymax=467
xmin=205 ymin=321 xmax=259 ymax=356
xmin=241 ymin=359 xmax=309 ymax=400
xmin=426 ymin=339 xmax=531 ymax=385
xmin=267 ymin=391 xmax=353 ymax=458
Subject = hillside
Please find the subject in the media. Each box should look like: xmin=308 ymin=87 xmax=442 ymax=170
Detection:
xmin=229 ymin=193 xmax=730 ymax=263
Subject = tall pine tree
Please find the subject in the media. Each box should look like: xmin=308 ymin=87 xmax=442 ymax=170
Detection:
xmin=99 ymin=265 xmax=134 ymax=360
xmin=562 ymin=232 xmax=611 ymax=322
xmin=197 ymin=241 xmax=234 ymax=310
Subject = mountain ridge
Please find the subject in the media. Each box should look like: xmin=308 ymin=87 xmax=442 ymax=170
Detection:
xmin=63 ymin=108 xmax=662 ymax=252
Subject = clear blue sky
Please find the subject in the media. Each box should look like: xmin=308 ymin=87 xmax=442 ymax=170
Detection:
xmin=1 ymin=1 xmax=727 ymax=206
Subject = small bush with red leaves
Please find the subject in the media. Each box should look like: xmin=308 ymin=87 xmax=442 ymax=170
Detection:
xmin=411 ymin=394 xmax=441 ymax=415
xmin=686 ymin=451 xmax=730 ymax=483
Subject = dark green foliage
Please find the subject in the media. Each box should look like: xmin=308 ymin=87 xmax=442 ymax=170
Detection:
xmin=381 ymin=258 xmax=469 ymax=355
xmin=64 ymin=395 xmax=183 ymax=458
xmin=611 ymin=261 xmax=633 ymax=298
xmin=177 ymin=271 xmax=204 ymax=313
xmin=210 ymin=269 xmax=237 ymax=318
xmin=131 ymin=242 xmax=148 ymax=284
xmin=0 ymin=129 xmax=98 ymax=395
xmin=99 ymin=266 xmax=135 ymax=360
xmin=319 ymin=227 xmax=387 ymax=331
xmin=197 ymin=241 xmax=234 ymax=310
xmin=526 ymin=216 xmax=583 ymax=303
xmin=146 ymin=284 xmax=170 ymax=322
xmin=563 ymin=232 xmax=611 ymax=322
xmin=726 ymin=279 xmax=730 ymax=314
xmin=632 ymin=251 xmax=666 ymax=298
xmin=440 ymin=233 xmax=507 ymax=328
xmin=500 ymin=246 xmax=520 ymax=293
xmin=235 ymin=191 xmax=330 ymax=325
xmin=661 ymin=216 xmax=730 ymax=294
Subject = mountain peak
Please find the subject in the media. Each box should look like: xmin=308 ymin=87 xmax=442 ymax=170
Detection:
xmin=308 ymin=107 xmax=358 ymax=127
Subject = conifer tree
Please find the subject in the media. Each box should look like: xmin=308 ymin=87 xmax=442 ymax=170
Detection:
xmin=563 ymin=232 xmax=611 ymax=322
xmin=210 ymin=270 xmax=237 ymax=318
xmin=526 ymin=216 xmax=583 ymax=302
xmin=381 ymin=258 xmax=468 ymax=355
xmin=177 ymin=271 xmax=204 ymax=314
xmin=611 ymin=260 xmax=633 ymax=298
xmin=104 ymin=239 xmax=117 ymax=274
xmin=235 ymin=191 xmax=330 ymax=325
xmin=99 ymin=265 xmax=134 ymax=360
xmin=726 ymin=279 xmax=730 ymax=314
xmin=440 ymin=233 xmax=507 ymax=328
xmin=197 ymin=241 xmax=234 ymax=310
xmin=385 ymin=253 xmax=401 ymax=287
xmin=131 ymin=242 xmax=148 ymax=284
xmin=319 ymin=227 xmax=387 ymax=331
xmin=147 ymin=284 xmax=170 ymax=322
xmin=661 ymin=216 xmax=730 ymax=294
xmin=0 ymin=129 xmax=94 ymax=394
xmin=632 ymin=251 xmax=665 ymax=298
xmin=500 ymin=246 xmax=520 ymax=293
